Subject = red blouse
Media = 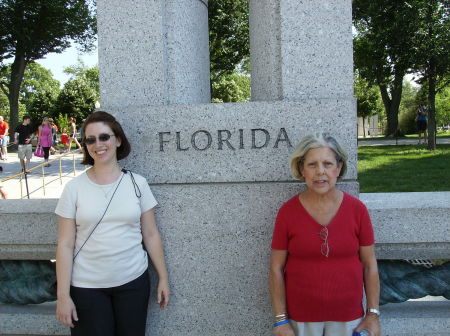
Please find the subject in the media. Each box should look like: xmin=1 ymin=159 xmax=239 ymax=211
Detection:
xmin=271 ymin=192 xmax=374 ymax=322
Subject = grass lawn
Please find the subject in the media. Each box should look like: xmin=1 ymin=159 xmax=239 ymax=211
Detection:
xmin=358 ymin=144 xmax=450 ymax=193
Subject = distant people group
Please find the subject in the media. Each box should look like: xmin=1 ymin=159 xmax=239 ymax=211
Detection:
xmin=3 ymin=114 xmax=83 ymax=173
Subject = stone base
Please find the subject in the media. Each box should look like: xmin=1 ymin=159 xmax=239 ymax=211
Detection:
xmin=1 ymin=300 xmax=448 ymax=336
xmin=361 ymin=192 xmax=450 ymax=259
xmin=0 ymin=302 xmax=68 ymax=335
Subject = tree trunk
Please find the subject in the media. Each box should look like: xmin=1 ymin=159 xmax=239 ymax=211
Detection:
xmin=427 ymin=59 xmax=437 ymax=150
xmin=362 ymin=117 xmax=366 ymax=138
xmin=379 ymin=74 xmax=403 ymax=137
xmin=8 ymin=54 xmax=27 ymax=131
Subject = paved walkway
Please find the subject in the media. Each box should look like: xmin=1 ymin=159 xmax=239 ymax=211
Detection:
xmin=0 ymin=151 xmax=86 ymax=199
xmin=358 ymin=137 xmax=450 ymax=146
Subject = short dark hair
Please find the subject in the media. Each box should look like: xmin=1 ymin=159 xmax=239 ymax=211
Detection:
xmin=23 ymin=115 xmax=31 ymax=121
xmin=81 ymin=111 xmax=131 ymax=166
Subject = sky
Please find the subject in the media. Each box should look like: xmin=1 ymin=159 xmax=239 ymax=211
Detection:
xmin=36 ymin=43 xmax=98 ymax=86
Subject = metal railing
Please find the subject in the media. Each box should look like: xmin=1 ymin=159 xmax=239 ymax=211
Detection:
xmin=0 ymin=149 xmax=82 ymax=199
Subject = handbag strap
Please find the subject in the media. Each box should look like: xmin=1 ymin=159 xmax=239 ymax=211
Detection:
xmin=73 ymin=172 xmax=126 ymax=261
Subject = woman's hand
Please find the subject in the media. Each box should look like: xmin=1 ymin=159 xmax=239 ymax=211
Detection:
xmin=56 ymin=295 xmax=78 ymax=328
xmin=354 ymin=314 xmax=380 ymax=336
xmin=157 ymin=278 xmax=170 ymax=309
xmin=274 ymin=323 xmax=295 ymax=336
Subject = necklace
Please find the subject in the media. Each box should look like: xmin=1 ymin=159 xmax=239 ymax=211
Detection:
xmin=99 ymin=182 xmax=117 ymax=199
xmin=90 ymin=168 xmax=122 ymax=199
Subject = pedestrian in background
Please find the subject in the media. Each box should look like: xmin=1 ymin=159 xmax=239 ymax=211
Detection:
xmin=0 ymin=116 xmax=9 ymax=160
xmin=14 ymin=115 xmax=35 ymax=173
xmin=416 ymin=103 xmax=428 ymax=144
xmin=68 ymin=117 xmax=82 ymax=151
xmin=37 ymin=117 xmax=53 ymax=167
xmin=49 ymin=118 xmax=59 ymax=154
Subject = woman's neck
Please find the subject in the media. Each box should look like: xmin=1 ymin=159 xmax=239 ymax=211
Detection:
xmin=301 ymin=188 xmax=342 ymax=208
xmin=89 ymin=163 xmax=122 ymax=184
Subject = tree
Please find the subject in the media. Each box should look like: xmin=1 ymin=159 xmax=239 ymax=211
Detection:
xmin=53 ymin=64 xmax=99 ymax=122
xmin=0 ymin=0 xmax=96 ymax=131
xmin=353 ymin=0 xmax=421 ymax=137
xmin=410 ymin=1 xmax=450 ymax=149
xmin=208 ymin=0 xmax=249 ymax=101
xmin=354 ymin=73 xmax=384 ymax=137
xmin=1 ymin=61 xmax=60 ymax=127
xmin=436 ymin=85 xmax=450 ymax=127
xmin=211 ymin=72 xmax=250 ymax=103
xmin=21 ymin=62 xmax=60 ymax=105
xmin=399 ymin=81 xmax=420 ymax=135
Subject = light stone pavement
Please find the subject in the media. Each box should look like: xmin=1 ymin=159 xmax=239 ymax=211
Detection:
xmin=358 ymin=137 xmax=450 ymax=146
xmin=0 ymin=151 xmax=87 ymax=199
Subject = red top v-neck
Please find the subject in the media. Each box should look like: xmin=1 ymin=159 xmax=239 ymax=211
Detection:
xmin=271 ymin=192 xmax=375 ymax=322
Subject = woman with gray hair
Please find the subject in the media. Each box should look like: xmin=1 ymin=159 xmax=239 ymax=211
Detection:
xmin=269 ymin=133 xmax=380 ymax=336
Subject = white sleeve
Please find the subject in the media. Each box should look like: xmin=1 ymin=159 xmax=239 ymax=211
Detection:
xmin=55 ymin=181 xmax=76 ymax=219
xmin=139 ymin=178 xmax=158 ymax=213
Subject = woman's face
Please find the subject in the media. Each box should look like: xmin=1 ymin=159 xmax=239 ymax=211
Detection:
xmin=300 ymin=147 xmax=342 ymax=195
xmin=43 ymin=118 xmax=49 ymax=124
xmin=84 ymin=122 xmax=121 ymax=165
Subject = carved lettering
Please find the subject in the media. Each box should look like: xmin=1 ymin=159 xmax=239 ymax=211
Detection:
xmin=239 ymin=129 xmax=244 ymax=149
xmin=158 ymin=128 xmax=292 ymax=152
xmin=176 ymin=132 xmax=189 ymax=151
xmin=191 ymin=130 xmax=212 ymax=151
xmin=218 ymin=130 xmax=235 ymax=150
xmin=274 ymin=128 xmax=293 ymax=148
xmin=158 ymin=132 xmax=171 ymax=152
xmin=251 ymin=129 xmax=270 ymax=149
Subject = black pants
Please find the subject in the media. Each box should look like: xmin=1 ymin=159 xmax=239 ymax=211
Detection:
xmin=43 ymin=146 xmax=50 ymax=160
xmin=70 ymin=271 xmax=150 ymax=336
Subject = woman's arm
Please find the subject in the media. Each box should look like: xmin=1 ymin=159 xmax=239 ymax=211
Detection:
xmin=355 ymin=245 xmax=381 ymax=336
xmin=269 ymin=249 xmax=295 ymax=336
xmin=141 ymin=208 xmax=170 ymax=308
xmin=55 ymin=216 xmax=78 ymax=328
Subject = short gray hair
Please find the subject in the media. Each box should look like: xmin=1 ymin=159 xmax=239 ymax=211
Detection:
xmin=290 ymin=133 xmax=348 ymax=180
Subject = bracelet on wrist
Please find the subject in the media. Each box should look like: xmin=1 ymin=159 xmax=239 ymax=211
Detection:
xmin=273 ymin=319 xmax=291 ymax=327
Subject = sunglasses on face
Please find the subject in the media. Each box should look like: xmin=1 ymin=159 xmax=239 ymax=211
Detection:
xmin=84 ymin=133 xmax=115 ymax=145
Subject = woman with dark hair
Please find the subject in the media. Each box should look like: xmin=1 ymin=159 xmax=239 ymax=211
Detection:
xmin=269 ymin=133 xmax=380 ymax=336
xmin=55 ymin=111 xmax=170 ymax=335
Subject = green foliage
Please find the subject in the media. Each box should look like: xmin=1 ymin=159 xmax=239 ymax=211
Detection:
xmin=354 ymin=73 xmax=383 ymax=119
xmin=0 ymin=0 xmax=97 ymax=129
xmin=410 ymin=1 xmax=450 ymax=86
xmin=53 ymin=64 xmax=99 ymax=122
xmin=209 ymin=0 xmax=249 ymax=79
xmin=211 ymin=72 xmax=250 ymax=103
xmin=208 ymin=0 xmax=249 ymax=102
xmin=1 ymin=62 xmax=60 ymax=127
xmin=353 ymin=0 xmax=422 ymax=136
xmin=55 ymin=113 xmax=70 ymax=133
xmin=0 ymin=0 xmax=97 ymax=62
xmin=399 ymin=81 xmax=420 ymax=134
xmin=358 ymin=144 xmax=450 ymax=192
xmin=27 ymin=90 xmax=59 ymax=129
xmin=436 ymin=85 xmax=450 ymax=126
xmin=21 ymin=62 xmax=60 ymax=103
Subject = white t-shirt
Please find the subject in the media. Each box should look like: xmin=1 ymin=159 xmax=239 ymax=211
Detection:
xmin=55 ymin=171 xmax=157 ymax=288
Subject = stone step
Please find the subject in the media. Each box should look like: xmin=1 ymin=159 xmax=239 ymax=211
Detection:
xmin=1 ymin=301 xmax=448 ymax=335
xmin=360 ymin=192 xmax=450 ymax=259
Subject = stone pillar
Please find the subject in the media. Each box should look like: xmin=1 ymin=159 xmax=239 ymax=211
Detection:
xmin=250 ymin=0 xmax=353 ymax=100
xmin=97 ymin=0 xmax=210 ymax=107
xmin=96 ymin=1 xmax=357 ymax=335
